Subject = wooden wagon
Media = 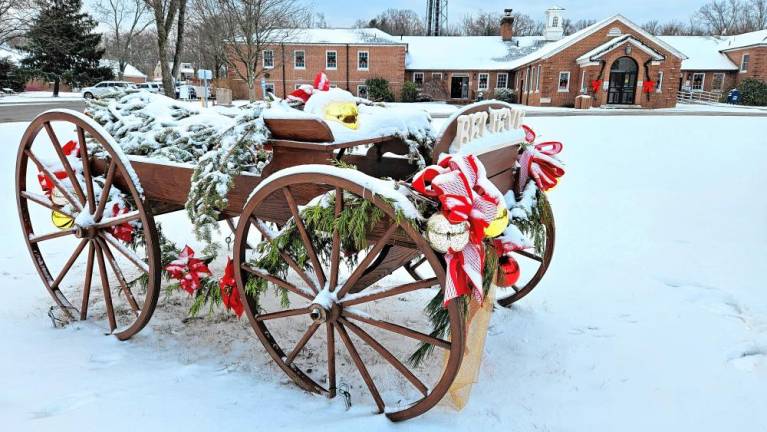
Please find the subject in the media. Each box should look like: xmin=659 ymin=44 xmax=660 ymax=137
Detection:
xmin=15 ymin=101 xmax=555 ymax=421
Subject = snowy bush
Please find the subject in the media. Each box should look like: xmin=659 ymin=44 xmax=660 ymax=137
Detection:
xmin=739 ymin=78 xmax=767 ymax=106
xmin=401 ymin=81 xmax=418 ymax=102
xmin=365 ymin=77 xmax=395 ymax=102
xmin=494 ymin=88 xmax=517 ymax=103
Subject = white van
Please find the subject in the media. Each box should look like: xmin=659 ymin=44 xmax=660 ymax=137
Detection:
xmin=81 ymin=81 xmax=136 ymax=99
xmin=136 ymin=82 xmax=163 ymax=94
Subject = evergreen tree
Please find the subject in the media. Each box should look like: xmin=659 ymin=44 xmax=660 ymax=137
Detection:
xmin=21 ymin=0 xmax=113 ymax=96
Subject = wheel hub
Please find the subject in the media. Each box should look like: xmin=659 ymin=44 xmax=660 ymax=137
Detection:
xmin=73 ymin=225 xmax=97 ymax=239
xmin=308 ymin=302 xmax=341 ymax=324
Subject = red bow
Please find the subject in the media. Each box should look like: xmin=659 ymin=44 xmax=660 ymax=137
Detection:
xmin=643 ymin=80 xmax=656 ymax=93
xmin=591 ymin=79 xmax=603 ymax=93
xmin=37 ymin=140 xmax=80 ymax=199
xmin=110 ymin=203 xmax=135 ymax=243
xmin=165 ymin=245 xmax=212 ymax=294
xmin=287 ymin=72 xmax=331 ymax=103
xmin=219 ymin=258 xmax=244 ymax=317
xmin=413 ymin=154 xmax=504 ymax=306
xmin=519 ymin=125 xmax=565 ymax=191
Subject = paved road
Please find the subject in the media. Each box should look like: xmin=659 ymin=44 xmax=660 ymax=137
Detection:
xmin=0 ymin=100 xmax=85 ymax=123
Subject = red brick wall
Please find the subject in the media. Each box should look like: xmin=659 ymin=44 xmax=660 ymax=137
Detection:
xmin=723 ymin=47 xmax=767 ymax=84
xmin=680 ymin=70 xmax=737 ymax=93
xmin=514 ymin=19 xmax=683 ymax=108
xmin=404 ymin=70 xmax=513 ymax=102
xmin=228 ymin=43 xmax=406 ymax=100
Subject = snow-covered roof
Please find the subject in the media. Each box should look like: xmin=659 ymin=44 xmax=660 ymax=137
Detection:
xmin=403 ymin=36 xmax=545 ymax=70
xmin=100 ymin=59 xmax=148 ymax=78
xmin=659 ymin=36 xmax=738 ymax=70
xmin=268 ymin=28 xmax=405 ymax=45
xmin=719 ymin=29 xmax=767 ymax=51
xmin=577 ymin=34 xmax=664 ymax=65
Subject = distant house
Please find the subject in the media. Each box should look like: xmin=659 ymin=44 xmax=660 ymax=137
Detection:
xmin=153 ymin=62 xmax=195 ymax=82
xmin=100 ymin=59 xmax=148 ymax=83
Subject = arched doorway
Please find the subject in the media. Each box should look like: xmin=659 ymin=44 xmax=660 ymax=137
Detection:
xmin=607 ymin=56 xmax=638 ymax=104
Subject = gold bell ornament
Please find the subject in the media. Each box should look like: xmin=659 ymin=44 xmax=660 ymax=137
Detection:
xmin=425 ymin=213 xmax=470 ymax=254
xmin=323 ymin=101 xmax=359 ymax=129
xmin=483 ymin=202 xmax=509 ymax=238
xmin=50 ymin=187 xmax=74 ymax=229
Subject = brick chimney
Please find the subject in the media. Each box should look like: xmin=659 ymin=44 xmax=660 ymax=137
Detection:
xmin=501 ymin=9 xmax=514 ymax=41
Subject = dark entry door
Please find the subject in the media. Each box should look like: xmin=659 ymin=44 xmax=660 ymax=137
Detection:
xmin=450 ymin=76 xmax=469 ymax=99
xmin=607 ymin=56 xmax=638 ymax=104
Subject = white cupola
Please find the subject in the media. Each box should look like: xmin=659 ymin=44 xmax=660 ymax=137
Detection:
xmin=544 ymin=6 xmax=565 ymax=41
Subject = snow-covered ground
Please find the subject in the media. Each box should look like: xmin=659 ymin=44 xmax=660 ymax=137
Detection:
xmin=2 ymin=114 xmax=766 ymax=431
xmin=0 ymin=91 xmax=83 ymax=103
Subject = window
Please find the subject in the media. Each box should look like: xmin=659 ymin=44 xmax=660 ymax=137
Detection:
xmin=514 ymin=71 xmax=519 ymax=89
xmin=525 ymin=67 xmax=531 ymax=92
xmin=326 ymin=50 xmax=337 ymax=69
xmin=358 ymin=51 xmax=369 ymax=70
xmin=263 ymin=50 xmax=274 ymax=69
xmin=263 ymin=82 xmax=275 ymax=97
xmin=294 ymin=50 xmax=305 ymax=69
xmin=478 ymin=73 xmax=489 ymax=90
xmin=712 ymin=72 xmax=725 ymax=91
xmin=558 ymin=71 xmax=570 ymax=92
xmin=552 ymin=16 xmax=559 ymax=27
xmin=496 ymin=73 xmax=508 ymax=89
xmin=580 ymin=70 xmax=587 ymax=94
xmin=413 ymin=72 xmax=424 ymax=86
xmin=656 ymin=71 xmax=664 ymax=93
xmin=535 ymin=65 xmax=541 ymax=92
xmin=692 ymin=72 xmax=705 ymax=90
xmin=357 ymin=85 xmax=368 ymax=99
xmin=607 ymin=27 xmax=622 ymax=37
xmin=740 ymin=54 xmax=750 ymax=72
xmin=432 ymin=72 xmax=443 ymax=80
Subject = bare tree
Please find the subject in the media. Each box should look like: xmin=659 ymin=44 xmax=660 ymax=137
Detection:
xmin=122 ymin=28 xmax=158 ymax=76
xmin=144 ymin=0 xmax=186 ymax=97
xmin=460 ymin=11 xmax=500 ymax=36
xmin=512 ymin=12 xmax=543 ymax=36
xmin=95 ymin=0 xmax=151 ymax=79
xmin=745 ymin=0 xmax=767 ymax=30
xmin=563 ymin=18 xmax=596 ymax=35
xmin=354 ymin=8 xmax=424 ymax=35
xmin=641 ymin=20 xmax=660 ymax=35
xmin=186 ymin=9 xmax=227 ymax=78
xmin=694 ymin=0 xmax=741 ymax=34
xmin=0 ymin=0 xmax=32 ymax=45
xmin=194 ymin=0 xmax=308 ymax=101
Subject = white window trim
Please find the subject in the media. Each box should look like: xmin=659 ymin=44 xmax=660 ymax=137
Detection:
xmin=557 ymin=71 xmax=570 ymax=92
xmin=263 ymin=50 xmax=274 ymax=69
xmin=432 ymin=72 xmax=443 ymax=80
xmin=526 ymin=67 xmax=531 ymax=93
xmin=357 ymin=84 xmax=368 ymax=98
xmin=325 ymin=50 xmax=337 ymax=70
xmin=712 ymin=72 xmax=725 ymax=91
xmin=535 ymin=65 xmax=541 ymax=92
xmin=263 ymin=82 xmax=275 ymax=97
xmin=580 ymin=70 xmax=587 ymax=94
xmin=740 ymin=53 xmax=750 ymax=73
xmin=496 ymin=72 xmax=508 ymax=89
xmin=413 ymin=72 xmax=424 ymax=84
xmin=656 ymin=71 xmax=664 ymax=93
xmin=293 ymin=50 xmax=305 ymax=70
xmin=478 ymin=73 xmax=489 ymax=91
xmin=514 ymin=70 xmax=519 ymax=89
xmin=692 ymin=72 xmax=705 ymax=91
xmin=357 ymin=50 xmax=369 ymax=71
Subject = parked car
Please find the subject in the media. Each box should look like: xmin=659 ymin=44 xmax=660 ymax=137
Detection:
xmin=175 ymin=84 xmax=197 ymax=100
xmin=81 ymin=81 xmax=136 ymax=99
xmin=136 ymin=82 xmax=163 ymax=94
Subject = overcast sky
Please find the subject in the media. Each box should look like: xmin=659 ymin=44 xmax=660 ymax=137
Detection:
xmin=309 ymin=0 xmax=706 ymax=27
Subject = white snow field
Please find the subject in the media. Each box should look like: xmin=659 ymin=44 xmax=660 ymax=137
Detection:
xmin=1 ymin=114 xmax=766 ymax=431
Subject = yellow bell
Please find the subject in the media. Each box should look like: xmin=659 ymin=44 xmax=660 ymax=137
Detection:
xmin=484 ymin=204 xmax=509 ymax=238
xmin=323 ymin=101 xmax=359 ymax=129
xmin=51 ymin=210 xmax=75 ymax=230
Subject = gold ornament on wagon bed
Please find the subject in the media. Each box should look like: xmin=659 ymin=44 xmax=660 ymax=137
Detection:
xmin=483 ymin=203 xmax=509 ymax=238
xmin=323 ymin=101 xmax=359 ymax=129
xmin=425 ymin=213 xmax=470 ymax=254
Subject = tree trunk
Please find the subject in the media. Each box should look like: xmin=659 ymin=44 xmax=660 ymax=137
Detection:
xmin=247 ymin=74 xmax=256 ymax=102
xmin=171 ymin=0 xmax=187 ymax=81
xmin=118 ymin=59 xmax=126 ymax=80
xmin=53 ymin=77 xmax=60 ymax=97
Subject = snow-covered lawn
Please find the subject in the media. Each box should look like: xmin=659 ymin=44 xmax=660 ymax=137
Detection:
xmin=1 ymin=114 xmax=765 ymax=431
xmin=0 ymin=91 xmax=83 ymax=103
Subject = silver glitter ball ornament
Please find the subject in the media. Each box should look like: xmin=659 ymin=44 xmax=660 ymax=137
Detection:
xmin=425 ymin=213 xmax=470 ymax=254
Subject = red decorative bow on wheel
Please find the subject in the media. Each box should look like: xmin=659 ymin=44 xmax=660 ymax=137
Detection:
xmin=165 ymin=245 xmax=212 ymax=294
xmin=36 ymin=140 xmax=80 ymax=199
xmin=413 ymin=154 xmax=504 ymax=306
xmin=219 ymin=258 xmax=244 ymax=317
xmin=109 ymin=202 xmax=135 ymax=243
xmin=519 ymin=125 xmax=565 ymax=191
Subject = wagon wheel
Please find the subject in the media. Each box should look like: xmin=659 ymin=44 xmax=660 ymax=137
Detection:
xmin=496 ymin=192 xmax=556 ymax=307
xmin=234 ymin=170 xmax=465 ymax=422
xmin=15 ymin=110 xmax=160 ymax=340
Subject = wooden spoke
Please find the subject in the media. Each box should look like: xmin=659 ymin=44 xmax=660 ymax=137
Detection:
xmin=512 ymin=249 xmax=543 ymax=262
xmin=343 ymin=310 xmax=451 ymax=350
xmin=255 ymin=307 xmax=310 ymax=322
xmin=340 ymin=317 xmax=428 ymax=396
xmin=341 ymin=278 xmax=439 ymax=307
xmin=44 ymin=121 xmax=86 ymax=204
xmin=99 ymin=232 xmax=150 ymax=274
xmin=93 ymin=210 xmax=140 ymax=229
xmin=50 ymin=239 xmax=88 ymax=290
xmin=511 ymin=285 xmax=520 ymax=293
xmin=283 ymin=187 xmax=326 ymax=288
xmin=241 ymin=264 xmax=313 ymax=301
xmin=77 ymin=127 xmax=96 ymax=213
xmin=80 ymin=242 xmax=95 ymax=320
xmin=335 ymin=321 xmax=385 ymax=413
xmin=336 ymin=223 xmax=399 ymax=298
xmin=20 ymin=191 xmax=76 ymax=218
xmin=226 ymin=218 xmax=258 ymax=249
xmin=29 ymin=228 xmax=76 ymax=244
xmin=411 ymin=256 xmax=427 ymax=268
xmin=94 ymin=243 xmax=117 ymax=332
xmin=250 ymin=217 xmax=318 ymax=293
xmin=98 ymin=238 xmax=140 ymax=316
xmin=286 ymin=322 xmax=320 ymax=365
xmin=94 ymin=160 xmax=116 ymax=221
xmin=328 ymin=187 xmax=343 ymax=291
xmin=25 ymin=149 xmax=82 ymax=211
xmin=326 ymin=322 xmax=336 ymax=398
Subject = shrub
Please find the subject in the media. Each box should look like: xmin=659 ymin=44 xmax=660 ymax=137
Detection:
xmin=400 ymin=81 xmax=418 ymax=102
xmin=0 ymin=58 xmax=26 ymax=92
xmin=493 ymin=87 xmax=517 ymax=103
xmin=365 ymin=77 xmax=395 ymax=102
xmin=738 ymin=78 xmax=767 ymax=106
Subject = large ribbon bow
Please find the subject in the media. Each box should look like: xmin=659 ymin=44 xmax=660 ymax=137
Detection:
xmin=519 ymin=125 xmax=565 ymax=191
xmin=165 ymin=245 xmax=212 ymax=294
xmin=413 ymin=154 xmax=503 ymax=306
xmin=287 ymin=71 xmax=331 ymax=103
